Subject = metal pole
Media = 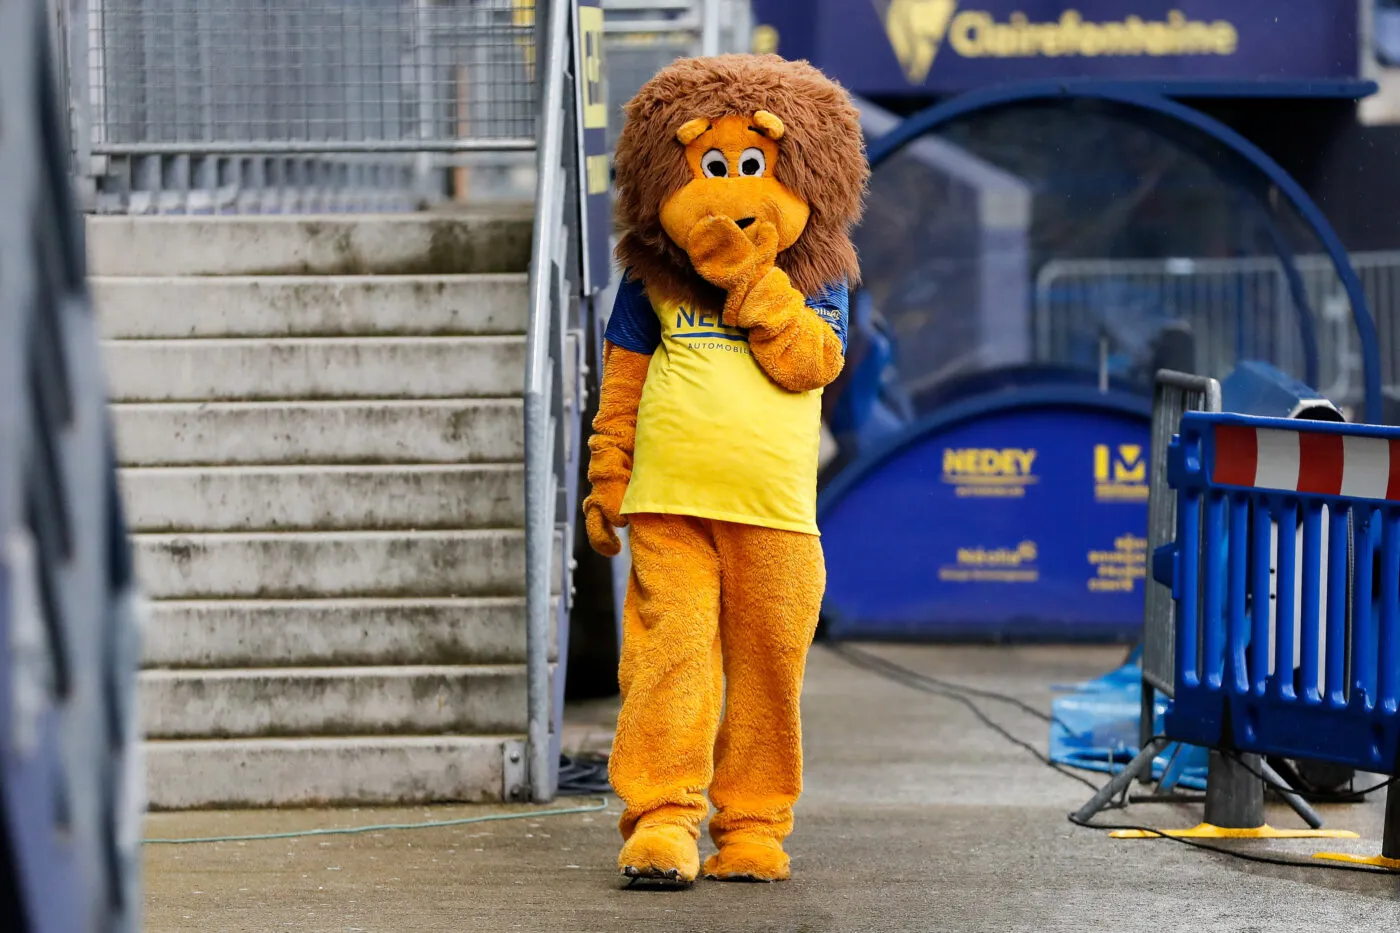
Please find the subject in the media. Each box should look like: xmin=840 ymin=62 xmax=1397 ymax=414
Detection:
xmin=1097 ymin=329 xmax=1109 ymax=392
xmin=727 ymin=0 xmax=752 ymax=52
xmin=525 ymin=0 xmax=567 ymax=804
xmin=1072 ymin=738 xmax=1167 ymax=824
xmin=413 ymin=0 xmax=436 ymax=198
xmin=1203 ymin=750 xmax=1264 ymax=829
xmin=1138 ymin=682 xmax=1155 ymax=763
xmin=700 ymin=0 xmax=719 ymax=55
xmin=1382 ymin=784 xmax=1400 ymax=862
xmin=1258 ymin=759 xmax=1323 ymax=830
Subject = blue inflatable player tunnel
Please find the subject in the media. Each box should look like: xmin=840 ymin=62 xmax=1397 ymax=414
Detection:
xmin=763 ymin=1 xmax=1385 ymax=641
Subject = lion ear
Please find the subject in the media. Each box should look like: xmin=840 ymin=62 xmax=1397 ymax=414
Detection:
xmin=752 ymin=110 xmax=785 ymax=140
xmin=676 ymin=118 xmax=710 ymax=145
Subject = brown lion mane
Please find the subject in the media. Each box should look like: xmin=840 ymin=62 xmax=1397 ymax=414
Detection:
xmin=613 ymin=54 xmax=869 ymax=306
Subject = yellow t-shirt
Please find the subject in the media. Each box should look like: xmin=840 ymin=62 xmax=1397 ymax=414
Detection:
xmin=603 ymin=274 xmax=849 ymax=536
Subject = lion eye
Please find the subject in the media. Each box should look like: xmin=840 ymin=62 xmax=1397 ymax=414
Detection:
xmin=739 ymin=147 xmax=766 ymax=177
xmin=701 ymin=150 xmax=728 ymax=178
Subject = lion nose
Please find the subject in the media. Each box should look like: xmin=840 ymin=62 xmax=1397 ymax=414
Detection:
xmin=735 ymin=217 xmax=756 ymax=230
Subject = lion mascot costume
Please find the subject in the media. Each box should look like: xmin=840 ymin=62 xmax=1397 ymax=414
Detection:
xmin=583 ymin=54 xmax=868 ymax=885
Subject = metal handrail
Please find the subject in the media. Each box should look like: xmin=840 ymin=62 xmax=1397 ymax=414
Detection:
xmin=87 ymin=140 xmax=538 ymax=156
xmin=524 ymin=0 xmax=575 ymax=802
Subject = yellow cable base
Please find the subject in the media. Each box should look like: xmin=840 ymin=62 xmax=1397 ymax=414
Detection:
xmin=1109 ymin=822 xmax=1360 ymax=840
xmin=1314 ymin=852 xmax=1400 ymax=871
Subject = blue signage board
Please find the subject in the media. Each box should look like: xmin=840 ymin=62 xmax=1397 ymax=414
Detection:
xmin=749 ymin=1 xmax=1361 ymax=97
xmin=819 ymin=394 xmax=1151 ymax=639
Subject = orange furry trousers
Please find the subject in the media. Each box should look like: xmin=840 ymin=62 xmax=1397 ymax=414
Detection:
xmin=608 ymin=512 xmax=825 ymax=850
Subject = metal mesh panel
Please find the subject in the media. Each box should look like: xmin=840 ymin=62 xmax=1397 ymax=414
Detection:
xmin=1035 ymin=252 xmax=1400 ymax=413
xmin=602 ymin=32 xmax=695 ymax=151
xmin=61 ymin=0 xmax=756 ymax=211
xmin=82 ymin=0 xmax=537 ymax=154
xmin=1298 ymin=251 xmax=1400 ymax=413
xmin=600 ymin=1 xmax=754 ymax=152
xmin=1142 ymin=371 xmax=1222 ymax=698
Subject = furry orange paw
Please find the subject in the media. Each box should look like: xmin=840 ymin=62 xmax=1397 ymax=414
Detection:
xmin=583 ymin=493 xmax=624 ymax=557
xmin=703 ymin=836 xmax=791 ymax=882
xmin=619 ymin=824 xmax=700 ymax=885
xmin=686 ymin=215 xmax=778 ymax=297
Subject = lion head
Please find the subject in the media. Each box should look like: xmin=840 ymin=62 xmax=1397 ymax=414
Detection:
xmin=613 ymin=54 xmax=869 ymax=306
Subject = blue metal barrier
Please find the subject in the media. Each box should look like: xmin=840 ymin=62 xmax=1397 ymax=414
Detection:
xmin=1162 ymin=412 xmax=1400 ymax=776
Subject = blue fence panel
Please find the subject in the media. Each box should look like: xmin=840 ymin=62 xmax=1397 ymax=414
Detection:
xmin=1164 ymin=412 xmax=1400 ymax=775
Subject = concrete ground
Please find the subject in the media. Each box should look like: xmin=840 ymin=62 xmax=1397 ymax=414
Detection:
xmin=143 ymin=645 xmax=1400 ymax=932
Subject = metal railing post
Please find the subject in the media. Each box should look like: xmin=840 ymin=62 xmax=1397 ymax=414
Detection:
xmin=524 ymin=0 xmax=573 ymax=803
xmin=700 ymin=0 xmax=719 ymax=55
xmin=413 ymin=0 xmax=436 ymax=198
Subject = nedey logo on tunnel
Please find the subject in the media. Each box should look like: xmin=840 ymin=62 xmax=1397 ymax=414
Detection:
xmin=942 ymin=447 xmax=1038 ymax=498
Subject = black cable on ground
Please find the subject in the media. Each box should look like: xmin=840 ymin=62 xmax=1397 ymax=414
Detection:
xmin=825 ymin=642 xmax=1103 ymax=795
xmin=827 ymin=642 xmax=1059 ymax=726
xmin=823 ymin=642 xmax=1399 ymax=876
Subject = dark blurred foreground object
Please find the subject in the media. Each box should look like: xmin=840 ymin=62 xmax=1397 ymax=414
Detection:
xmin=0 ymin=1 xmax=145 ymax=930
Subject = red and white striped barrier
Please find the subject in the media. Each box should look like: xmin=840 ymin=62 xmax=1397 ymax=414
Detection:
xmin=1213 ymin=424 xmax=1400 ymax=501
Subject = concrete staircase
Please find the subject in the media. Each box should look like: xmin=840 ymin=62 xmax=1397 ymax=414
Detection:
xmin=89 ymin=210 xmax=549 ymax=809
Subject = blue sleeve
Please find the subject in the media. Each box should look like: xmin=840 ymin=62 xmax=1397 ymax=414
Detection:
xmin=806 ymin=279 xmax=849 ymax=353
xmin=603 ymin=272 xmax=661 ymax=355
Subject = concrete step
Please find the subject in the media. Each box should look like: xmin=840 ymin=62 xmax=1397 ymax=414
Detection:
xmin=140 ymin=597 xmax=556 ymax=668
xmin=93 ymin=274 xmax=528 ymax=339
xmin=120 ymin=465 xmax=524 ymax=532
xmin=144 ymin=735 xmax=525 ymax=809
xmin=131 ymin=530 xmax=548 ymax=599
xmin=110 ymin=399 xmax=523 ymax=466
xmin=86 ymin=211 xmax=533 ymax=277
xmin=104 ymin=336 xmax=525 ymax=402
xmin=140 ymin=665 xmax=527 ymax=738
